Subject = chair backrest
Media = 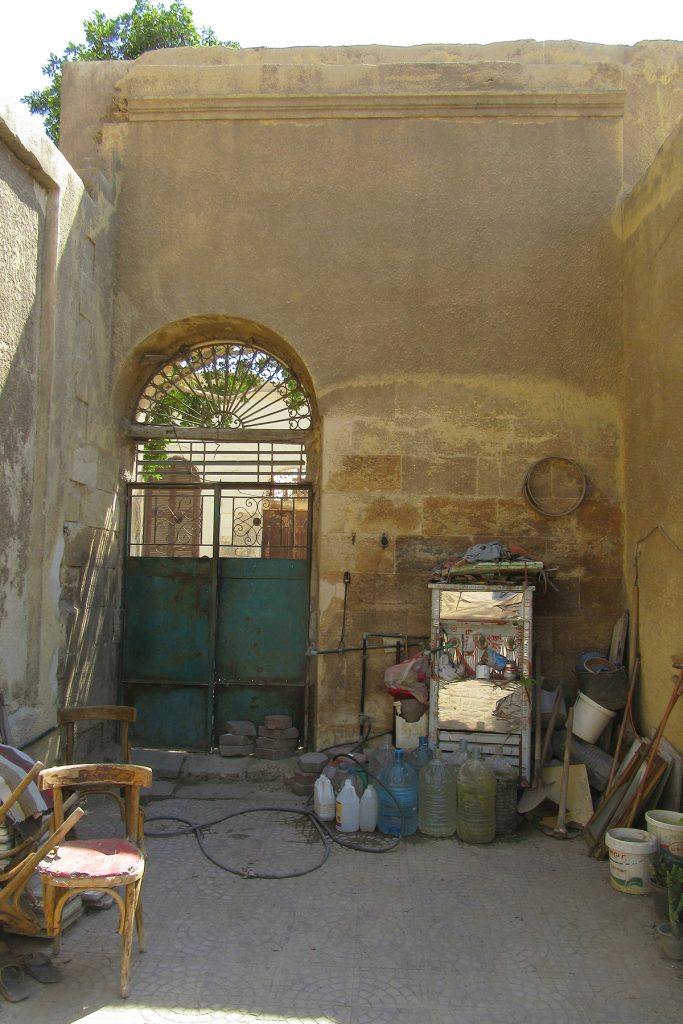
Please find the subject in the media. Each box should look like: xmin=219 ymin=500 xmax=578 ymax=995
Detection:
xmin=39 ymin=764 xmax=152 ymax=844
xmin=57 ymin=706 xmax=137 ymax=765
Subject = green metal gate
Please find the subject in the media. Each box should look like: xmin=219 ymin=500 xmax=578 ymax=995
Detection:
xmin=121 ymin=483 xmax=311 ymax=750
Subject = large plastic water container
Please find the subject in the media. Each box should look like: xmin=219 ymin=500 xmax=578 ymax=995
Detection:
xmin=377 ymin=749 xmax=418 ymax=836
xmin=456 ymin=747 xmax=496 ymax=844
xmin=408 ymin=735 xmax=433 ymax=770
xmin=489 ymin=745 xmax=518 ymax=837
xmin=418 ymin=749 xmax=457 ymax=837
xmin=368 ymin=739 xmax=395 ymax=780
xmin=451 ymin=738 xmax=470 ymax=777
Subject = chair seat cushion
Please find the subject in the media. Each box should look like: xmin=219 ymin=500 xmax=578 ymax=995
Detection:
xmin=37 ymin=838 xmax=143 ymax=880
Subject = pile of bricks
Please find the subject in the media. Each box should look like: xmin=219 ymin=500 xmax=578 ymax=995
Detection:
xmin=253 ymin=714 xmax=300 ymax=759
xmin=217 ymin=720 xmax=256 ymax=757
xmin=285 ymin=751 xmax=329 ymax=797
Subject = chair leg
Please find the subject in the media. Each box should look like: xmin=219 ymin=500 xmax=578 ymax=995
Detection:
xmin=134 ymin=888 xmax=145 ymax=953
xmin=120 ymin=883 xmax=138 ymax=998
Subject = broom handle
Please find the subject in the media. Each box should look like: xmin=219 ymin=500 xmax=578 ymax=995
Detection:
xmin=604 ymin=656 xmax=639 ymax=796
xmin=625 ymin=663 xmax=683 ymax=827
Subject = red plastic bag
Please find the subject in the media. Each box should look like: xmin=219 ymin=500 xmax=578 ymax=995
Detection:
xmin=384 ymin=655 xmax=429 ymax=704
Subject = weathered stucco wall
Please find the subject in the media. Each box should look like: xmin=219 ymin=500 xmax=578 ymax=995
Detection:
xmin=50 ymin=41 xmax=683 ymax=750
xmin=0 ymin=105 xmax=119 ymax=756
xmin=621 ymin=119 xmax=683 ymax=750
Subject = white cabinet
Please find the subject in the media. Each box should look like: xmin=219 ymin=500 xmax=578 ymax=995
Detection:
xmin=428 ymin=584 xmax=533 ymax=785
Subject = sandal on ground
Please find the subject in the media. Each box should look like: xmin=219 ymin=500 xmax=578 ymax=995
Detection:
xmin=0 ymin=959 xmax=30 ymax=1002
xmin=19 ymin=951 xmax=61 ymax=984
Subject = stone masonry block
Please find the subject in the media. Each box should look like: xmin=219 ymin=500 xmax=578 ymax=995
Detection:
xmin=325 ymin=455 xmax=401 ymax=492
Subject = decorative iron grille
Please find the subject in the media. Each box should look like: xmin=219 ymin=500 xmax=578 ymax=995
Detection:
xmin=128 ymin=486 xmax=309 ymax=560
xmin=134 ymin=437 xmax=307 ymax=485
xmin=135 ymin=342 xmax=311 ymax=431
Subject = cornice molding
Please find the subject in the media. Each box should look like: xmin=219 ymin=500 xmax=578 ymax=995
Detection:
xmin=125 ymin=90 xmax=626 ymax=123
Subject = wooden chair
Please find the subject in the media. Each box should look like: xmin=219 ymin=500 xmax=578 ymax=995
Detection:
xmin=37 ymin=763 xmax=153 ymax=998
xmin=0 ymin=760 xmax=85 ymax=937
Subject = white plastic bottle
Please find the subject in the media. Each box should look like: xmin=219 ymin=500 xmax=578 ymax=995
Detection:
xmin=358 ymin=783 xmax=379 ymax=832
xmin=314 ymin=775 xmax=335 ymax=821
xmin=335 ymin=777 xmax=360 ymax=832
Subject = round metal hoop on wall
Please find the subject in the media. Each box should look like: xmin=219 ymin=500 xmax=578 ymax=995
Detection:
xmin=522 ymin=456 xmax=587 ymax=517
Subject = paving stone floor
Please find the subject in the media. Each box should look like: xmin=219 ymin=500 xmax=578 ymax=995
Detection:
xmin=1 ymin=753 xmax=681 ymax=1023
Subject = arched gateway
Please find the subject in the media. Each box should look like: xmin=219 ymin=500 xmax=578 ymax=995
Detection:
xmin=120 ymin=340 xmax=315 ymax=750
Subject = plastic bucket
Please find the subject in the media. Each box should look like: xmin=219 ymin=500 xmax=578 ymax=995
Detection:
xmin=605 ymin=827 xmax=658 ymax=895
xmin=572 ymin=692 xmax=616 ymax=744
xmin=645 ymin=809 xmax=683 ymax=863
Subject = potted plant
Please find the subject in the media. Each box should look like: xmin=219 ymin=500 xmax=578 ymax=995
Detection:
xmin=656 ymin=862 xmax=683 ymax=960
xmin=649 ymin=852 xmax=670 ymax=921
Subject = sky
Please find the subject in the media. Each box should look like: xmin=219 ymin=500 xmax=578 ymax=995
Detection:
xmin=1 ymin=0 xmax=682 ymax=121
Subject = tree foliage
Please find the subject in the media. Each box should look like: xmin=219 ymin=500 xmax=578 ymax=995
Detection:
xmin=22 ymin=1 xmax=237 ymax=144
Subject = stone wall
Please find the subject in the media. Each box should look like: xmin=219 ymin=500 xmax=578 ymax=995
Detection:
xmin=621 ymin=118 xmax=683 ymax=748
xmin=0 ymin=105 xmax=118 ymax=756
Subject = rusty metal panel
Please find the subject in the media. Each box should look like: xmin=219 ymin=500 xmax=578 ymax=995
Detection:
xmin=215 ymin=558 xmax=308 ymax=680
xmin=122 ymin=558 xmax=212 ymax=682
xmin=124 ymin=680 xmax=209 ymax=751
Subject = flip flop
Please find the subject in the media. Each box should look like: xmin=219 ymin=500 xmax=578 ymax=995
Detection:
xmin=0 ymin=960 xmax=30 ymax=1002
xmin=20 ymin=952 xmax=62 ymax=984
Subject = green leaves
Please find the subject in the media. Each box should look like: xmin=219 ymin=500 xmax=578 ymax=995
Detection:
xmin=21 ymin=0 xmax=238 ymax=144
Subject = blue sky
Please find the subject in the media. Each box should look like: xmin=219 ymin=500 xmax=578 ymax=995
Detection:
xmin=1 ymin=0 xmax=681 ymax=118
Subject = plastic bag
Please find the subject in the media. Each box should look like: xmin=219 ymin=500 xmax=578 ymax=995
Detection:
xmin=384 ymin=655 xmax=429 ymax=704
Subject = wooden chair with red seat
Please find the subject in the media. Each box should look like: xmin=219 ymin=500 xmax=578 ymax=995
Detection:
xmin=36 ymin=763 xmax=153 ymax=998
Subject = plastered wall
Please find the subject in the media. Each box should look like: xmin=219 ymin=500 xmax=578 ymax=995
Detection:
xmin=621 ymin=119 xmax=683 ymax=749
xmin=0 ymin=105 xmax=119 ymax=757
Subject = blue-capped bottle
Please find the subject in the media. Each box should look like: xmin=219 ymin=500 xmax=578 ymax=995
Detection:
xmin=377 ymin=749 xmax=418 ymax=836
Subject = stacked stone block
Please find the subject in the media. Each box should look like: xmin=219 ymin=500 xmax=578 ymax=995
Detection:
xmin=253 ymin=714 xmax=300 ymax=759
xmin=285 ymin=751 xmax=329 ymax=797
xmin=218 ymin=720 xmax=256 ymax=757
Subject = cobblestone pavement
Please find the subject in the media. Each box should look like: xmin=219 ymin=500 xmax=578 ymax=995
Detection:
xmin=0 ymin=753 xmax=681 ymax=1023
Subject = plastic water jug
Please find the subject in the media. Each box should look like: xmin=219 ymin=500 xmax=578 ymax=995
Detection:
xmin=359 ymin=783 xmax=379 ymax=832
xmin=456 ymin=747 xmax=496 ymax=844
xmin=407 ymin=735 xmax=433 ymax=770
xmin=377 ymin=749 xmax=418 ymax=836
xmin=314 ymin=775 xmax=335 ymax=821
xmin=418 ymin=749 xmax=457 ymax=837
xmin=368 ymin=738 xmax=395 ymax=780
xmin=335 ymin=778 xmax=360 ymax=832
xmin=451 ymin=738 xmax=470 ymax=777
xmin=490 ymin=745 xmax=518 ymax=836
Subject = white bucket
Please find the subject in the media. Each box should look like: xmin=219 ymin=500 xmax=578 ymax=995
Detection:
xmin=605 ymin=827 xmax=658 ymax=895
xmin=645 ymin=809 xmax=683 ymax=862
xmin=572 ymin=692 xmax=616 ymax=744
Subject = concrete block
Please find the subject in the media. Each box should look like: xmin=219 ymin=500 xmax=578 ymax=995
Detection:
xmin=253 ymin=747 xmax=299 ymax=760
xmin=298 ymin=752 xmax=329 ymax=774
xmin=219 ymin=732 xmax=254 ymax=746
xmin=255 ymin=736 xmax=299 ymax=753
xmin=225 ymin=720 xmax=257 ymax=737
xmin=264 ymin=714 xmax=292 ymax=730
xmin=219 ymin=743 xmax=254 ymax=757
xmin=258 ymin=725 xmax=299 ymax=739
